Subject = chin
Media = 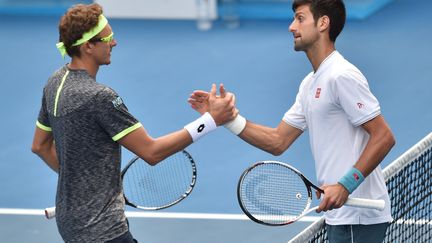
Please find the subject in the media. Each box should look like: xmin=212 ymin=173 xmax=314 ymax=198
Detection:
xmin=101 ymin=60 xmax=111 ymax=65
xmin=293 ymin=44 xmax=306 ymax=52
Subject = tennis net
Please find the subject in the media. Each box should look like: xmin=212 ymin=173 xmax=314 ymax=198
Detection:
xmin=289 ymin=132 xmax=432 ymax=243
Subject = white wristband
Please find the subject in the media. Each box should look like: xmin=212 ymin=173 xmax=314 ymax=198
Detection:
xmin=184 ymin=112 xmax=217 ymax=142
xmin=224 ymin=114 xmax=246 ymax=135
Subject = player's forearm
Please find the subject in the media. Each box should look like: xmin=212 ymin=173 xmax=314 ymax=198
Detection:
xmin=150 ymin=130 xmax=193 ymax=164
xmin=337 ymin=116 xmax=395 ymax=194
xmin=148 ymin=113 xmax=218 ymax=163
xmin=354 ymin=128 xmax=395 ymax=177
xmin=239 ymin=122 xmax=288 ymax=156
xmin=120 ymin=127 xmax=193 ymax=166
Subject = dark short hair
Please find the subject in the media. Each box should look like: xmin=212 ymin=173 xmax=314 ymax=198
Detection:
xmin=58 ymin=3 xmax=103 ymax=57
xmin=292 ymin=0 xmax=346 ymax=42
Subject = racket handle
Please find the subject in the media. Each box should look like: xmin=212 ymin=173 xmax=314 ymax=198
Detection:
xmin=45 ymin=207 xmax=56 ymax=219
xmin=345 ymin=198 xmax=385 ymax=211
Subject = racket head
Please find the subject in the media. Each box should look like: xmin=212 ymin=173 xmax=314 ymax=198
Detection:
xmin=121 ymin=150 xmax=196 ymax=210
xmin=237 ymin=161 xmax=313 ymax=226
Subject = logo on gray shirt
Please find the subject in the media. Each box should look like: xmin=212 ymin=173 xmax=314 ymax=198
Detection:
xmin=112 ymin=97 xmax=124 ymax=109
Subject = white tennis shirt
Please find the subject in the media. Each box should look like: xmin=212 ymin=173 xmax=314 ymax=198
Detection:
xmin=283 ymin=51 xmax=392 ymax=225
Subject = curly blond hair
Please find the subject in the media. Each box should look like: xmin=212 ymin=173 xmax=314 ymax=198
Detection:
xmin=58 ymin=3 xmax=103 ymax=57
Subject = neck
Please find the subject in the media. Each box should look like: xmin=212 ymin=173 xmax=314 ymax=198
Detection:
xmin=68 ymin=57 xmax=99 ymax=78
xmin=305 ymin=41 xmax=336 ymax=72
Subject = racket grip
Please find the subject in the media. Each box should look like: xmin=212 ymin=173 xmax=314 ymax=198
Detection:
xmin=345 ymin=198 xmax=385 ymax=211
xmin=45 ymin=207 xmax=56 ymax=219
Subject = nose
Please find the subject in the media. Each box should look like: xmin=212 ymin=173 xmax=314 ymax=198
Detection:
xmin=111 ymin=39 xmax=117 ymax=47
xmin=288 ymin=21 xmax=296 ymax=33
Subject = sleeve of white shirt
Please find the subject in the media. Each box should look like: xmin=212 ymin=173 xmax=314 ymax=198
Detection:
xmin=282 ymin=76 xmax=309 ymax=131
xmin=334 ymin=70 xmax=381 ymax=127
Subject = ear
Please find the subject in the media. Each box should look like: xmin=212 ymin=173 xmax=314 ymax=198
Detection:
xmin=81 ymin=42 xmax=95 ymax=55
xmin=318 ymin=15 xmax=330 ymax=33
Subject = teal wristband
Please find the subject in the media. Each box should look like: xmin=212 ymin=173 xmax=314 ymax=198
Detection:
xmin=338 ymin=167 xmax=365 ymax=194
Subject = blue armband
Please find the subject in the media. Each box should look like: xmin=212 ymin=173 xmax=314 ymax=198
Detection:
xmin=338 ymin=167 xmax=365 ymax=194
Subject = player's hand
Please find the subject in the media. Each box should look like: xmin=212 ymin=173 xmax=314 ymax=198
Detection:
xmin=188 ymin=90 xmax=210 ymax=115
xmin=316 ymin=183 xmax=349 ymax=213
xmin=188 ymin=84 xmax=238 ymax=126
xmin=209 ymin=84 xmax=238 ymax=126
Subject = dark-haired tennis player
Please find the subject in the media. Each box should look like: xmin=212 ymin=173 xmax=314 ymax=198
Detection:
xmin=31 ymin=3 xmax=236 ymax=243
xmin=189 ymin=0 xmax=395 ymax=242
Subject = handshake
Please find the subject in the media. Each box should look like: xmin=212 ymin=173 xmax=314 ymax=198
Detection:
xmin=187 ymin=83 xmax=247 ymax=136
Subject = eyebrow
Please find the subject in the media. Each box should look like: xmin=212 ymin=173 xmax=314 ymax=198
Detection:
xmin=295 ymin=12 xmax=305 ymax=18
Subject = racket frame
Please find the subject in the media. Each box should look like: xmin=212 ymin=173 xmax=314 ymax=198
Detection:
xmin=237 ymin=161 xmax=385 ymax=226
xmin=237 ymin=161 xmax=319 ymax=226
xmin=121 ymin=150 xmax=197 ymax=210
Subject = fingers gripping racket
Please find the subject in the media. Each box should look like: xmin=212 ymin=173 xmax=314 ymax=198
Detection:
xmin=45 ymin=150 xmax=196 ymax=219
xmin=237 ymin=161 xmax=385 ymax=226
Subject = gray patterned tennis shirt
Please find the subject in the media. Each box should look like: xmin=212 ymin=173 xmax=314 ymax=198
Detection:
xmin=37 ymin=65 xmax=142 ymax=242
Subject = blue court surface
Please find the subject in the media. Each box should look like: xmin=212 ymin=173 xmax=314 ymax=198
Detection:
xmin=0 ymin=0 xmax=431 ymax=242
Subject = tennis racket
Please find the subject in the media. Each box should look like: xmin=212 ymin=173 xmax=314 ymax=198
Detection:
xmin=237 ymin=161 xmax=385 ymax=226
xmin=45 ymin=150 xmax=197 ymax=219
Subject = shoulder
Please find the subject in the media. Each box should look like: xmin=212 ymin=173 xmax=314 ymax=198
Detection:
xmin=44 ymin=66 xmax=68 ymax=87
xmin=95 ymin=84 xmax=119 ymax=99
xmin=302 ymin=72 xmax=314 ymax=82
xmin=329 ymin=53 xmax=366 ymax=84
xmin=93 ymin=85 xmax=125 ymax=108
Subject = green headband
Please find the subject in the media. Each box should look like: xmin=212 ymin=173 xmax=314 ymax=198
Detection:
xmin=56 ymin=14 xmax=108 ymax=58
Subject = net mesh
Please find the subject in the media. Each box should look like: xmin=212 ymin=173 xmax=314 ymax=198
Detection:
xmin=289 ymin=132 xmax=432 ymax=243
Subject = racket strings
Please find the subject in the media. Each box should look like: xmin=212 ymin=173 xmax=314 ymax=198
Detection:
xmin=240 ymin=163 xmax=310 ymax=224
xmin=123 ymin=152 xmax=194 ymax=209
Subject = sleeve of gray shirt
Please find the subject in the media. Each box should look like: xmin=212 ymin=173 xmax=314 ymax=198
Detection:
xmin=37 ymin=88 xmax=51 ymax=129
xmin=94 ymin=87 xmax=141 ymax=141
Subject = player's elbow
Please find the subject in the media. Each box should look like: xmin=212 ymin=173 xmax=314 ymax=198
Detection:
xmin=268 ymin=148 xmax=283 ymax=156
xmin=142 ymin=156 xmax=159 ymax=166
xmin=270 ymin=139 xmax=290 ymax=156
xmin=141 ymin=153 xmax=164 ymax=166
xmin=31 ymin=143 xmax=43 ymax=155
xmin=31 ymin=138 xmax=54 ymax=157
xmin=375 ymin=127 xmax=395 ymax=155
xmin=268 ymin=144 xmax=286 ymax=156
xmin=385 ymin=130 xmax=396 ymax=150
xmin=266 ymin=132 xmax=293 ymax=156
